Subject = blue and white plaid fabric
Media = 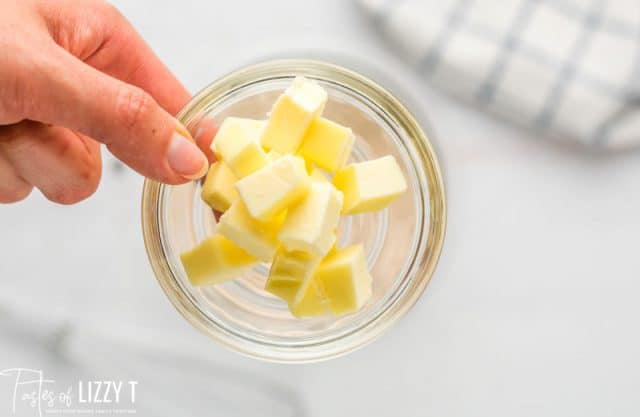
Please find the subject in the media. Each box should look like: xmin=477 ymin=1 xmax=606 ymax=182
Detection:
xmin=357 ymin=0 xmax=640 ymax=150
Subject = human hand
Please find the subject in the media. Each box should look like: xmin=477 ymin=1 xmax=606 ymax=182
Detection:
xmin=0 ymin=0 xmax=210 ymax=204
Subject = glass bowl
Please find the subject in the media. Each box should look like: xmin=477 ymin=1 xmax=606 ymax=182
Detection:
xmin=141 ymin=59 xmax=446 ymax=363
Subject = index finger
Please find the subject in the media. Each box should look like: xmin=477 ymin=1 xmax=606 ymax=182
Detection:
xmin=40 ymin=0 xmax=191 ymax=115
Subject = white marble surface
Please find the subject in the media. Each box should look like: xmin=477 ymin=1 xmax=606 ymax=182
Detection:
xmin=1 ymin=1 xmax=640 ymax=416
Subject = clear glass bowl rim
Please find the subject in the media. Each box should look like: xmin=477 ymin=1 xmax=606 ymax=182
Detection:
xmin=141 ymin=59 xmax=447 ymax=363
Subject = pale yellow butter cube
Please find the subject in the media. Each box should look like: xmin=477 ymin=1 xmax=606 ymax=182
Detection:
xmin=211 ymin=117 xmax=269 ymax=178
xmin=200 ymin=161 xmax=238 ymax=212
xmin=309 ymin=166 xmax=329 ymax=182
xmin=180 ymin=235 xmax=257 ymax=286
xmin=267 ymin=150 xmax=282 ymax=161
xmin=327 ymin=232 xmax=338 ymax=255
xmin=278 ymin=182 xmax=343 ymax=257
xmin=299 ymin=117 xmax=355 ymax=172
xmin=288 ymin=233 xmax=339 ymax=318
xmin=216 ymin=200 xmax=283 ymax=261
xmin=289 ymin=274 xmax=330 ymax=318
xmin=235 ymin=155 xmax=310 ymax=221
xmin=260 ymin=77 xmax=328 ymax=154
xmin=303 ymin=158 xmax=314 ymax=174
xmin=314 ymin=244 xmax=372 ymax=315
xmin=333 ymin=155 xmax=407 ymax=214
xmin=265 ymin=248 xmax=320 ymax=304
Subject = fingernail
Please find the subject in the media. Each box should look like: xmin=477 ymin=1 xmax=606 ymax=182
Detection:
xmin=167 ymin=130 xmax=208 ymax=180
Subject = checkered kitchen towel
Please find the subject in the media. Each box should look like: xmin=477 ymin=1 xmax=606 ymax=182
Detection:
xmin=357 ymin=0 xmax=640 ymax=150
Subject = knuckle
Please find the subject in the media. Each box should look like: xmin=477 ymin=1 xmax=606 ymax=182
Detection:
xmin=90 ymin=0 xmax=124 ymax=21
xmin=44 ymin=188 xmax=80 ymax=205
xmin=45 ymin=185 xmax=92 ymax=205
xmin=115 ymin=86 xmax=152 ymax=130
xmin=79 ymin=166 xmax=102 ymax=197
xmin=44 ymin=166 xmax=101 ymax=205
xmin=0 ymin=182 xmax=32 ymax=204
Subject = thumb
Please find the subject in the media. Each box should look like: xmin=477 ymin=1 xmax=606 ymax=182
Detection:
xmin=21 ymin=47 xmax=207 ymax=184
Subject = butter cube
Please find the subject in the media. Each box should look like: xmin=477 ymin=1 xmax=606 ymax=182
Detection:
xmin=299 ymin=117 xmax=355 ymax=172
xmin=211 ymin=117 xmax=269 ymax=178
xmin=235 ymin=155 xmax=310 ymax=221
xmin=333 ymin=155 xmax=407 ymax=214
xmin=309 ymin=166 xmax=329 ymax=182
xmin=267 ymin=150 xmax=282 ymax=161
xmin=265 ymin=248 xmax=320 ymax=303
xmin=314 ymin=244 xmax=372 ymax=315
xmin=288 ymin=233 xmax=338 ymax=317
xmin=200 ymin=161 xmax=238 ymax=212
xmin=180 ymin=235 xmax=257 ymax=286
xmin=216 ymin=200 xmax=283 ymax=261
xmin=261 ymin=77 xmax=328 ymax=154
xmin=290 ymin=274 xmax=330 ymax=318
xmin=303 ymin=158 xmax=314 ymax=174
xmin=327 ymin=233 xmax=338 ymax=255
xmin=278 ymin=182 xmax=343 ymax=257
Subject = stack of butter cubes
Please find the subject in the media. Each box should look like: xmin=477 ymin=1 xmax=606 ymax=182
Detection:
xmin=181 ymin=76 xmax=407 ymax=318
